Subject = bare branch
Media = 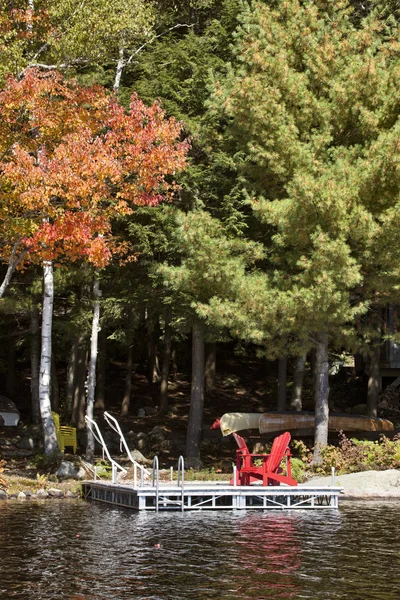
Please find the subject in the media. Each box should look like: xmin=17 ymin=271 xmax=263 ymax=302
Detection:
xmin=0 ymin=240 xmax=27 ymax=298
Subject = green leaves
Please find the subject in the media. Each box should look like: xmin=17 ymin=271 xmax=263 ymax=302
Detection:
xmin=211 ymin=0 xmax=400 ymax=352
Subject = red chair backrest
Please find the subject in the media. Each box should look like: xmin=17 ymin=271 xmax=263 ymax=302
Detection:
xmin=265 ymin=432 xmax=291 ymax=473
xmin=233 ymin=433 xmax=249 ymax=453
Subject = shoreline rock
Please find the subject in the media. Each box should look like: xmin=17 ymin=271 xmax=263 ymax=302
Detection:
xmin=306 ymin=469 xmax=400 ymax=499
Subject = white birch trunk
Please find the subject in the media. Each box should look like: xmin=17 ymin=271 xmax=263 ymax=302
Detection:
xmin=85 ymin=279 xmax=101 ymax=462
xmin=113 ymin=46 xmax=125 ymax=92
xmin=39 ymin=261 xmax=58 ymax=454
xmin=0 ymin=242 xmax=26 ymax=298
xmin=30 ymin=306 xmax=40 ymax=423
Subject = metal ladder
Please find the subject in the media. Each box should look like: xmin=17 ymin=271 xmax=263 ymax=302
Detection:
xmin=152 ymin=455 xmax=185 ymax=512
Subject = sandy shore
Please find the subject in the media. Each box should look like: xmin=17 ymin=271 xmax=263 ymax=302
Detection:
xmin=306 ymin=469 xmax=400 ymax=499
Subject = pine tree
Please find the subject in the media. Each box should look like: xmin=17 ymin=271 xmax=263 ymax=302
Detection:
xmin=212 ymin=0 xmax=400 ymax=462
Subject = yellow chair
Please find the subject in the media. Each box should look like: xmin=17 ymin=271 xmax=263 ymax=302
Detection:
xmin=52 ymin=412 xmax=78 ymax=454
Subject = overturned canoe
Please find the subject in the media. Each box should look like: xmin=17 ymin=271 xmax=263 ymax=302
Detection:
xmin=259 ymin=412 xmax=394 ymax=434
xmin=214 ymin=412 xmax=394 ymax=436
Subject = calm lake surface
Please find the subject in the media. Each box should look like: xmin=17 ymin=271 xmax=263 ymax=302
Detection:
xmin=0 ymin=499 xmax=399 ymax=599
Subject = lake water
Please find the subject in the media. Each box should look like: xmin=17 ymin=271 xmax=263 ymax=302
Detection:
xmin=0 ymin=499 xmax=399 ymax=599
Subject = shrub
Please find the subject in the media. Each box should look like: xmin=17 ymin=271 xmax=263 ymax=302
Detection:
xmin=318 ymin=433 xmax=400 ymax=475
xmin=290 ymin=457 xmax=307 ymax=482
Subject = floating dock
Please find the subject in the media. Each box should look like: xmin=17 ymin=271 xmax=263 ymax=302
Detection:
xmin=81 ymin=480 xmax=342 ymax=511
xmin=82 ymin=413 xmax=342 ymax=512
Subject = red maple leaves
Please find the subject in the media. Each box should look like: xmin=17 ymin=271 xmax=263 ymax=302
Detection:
xmin=0 ymin=69 xmax=188 ymax=267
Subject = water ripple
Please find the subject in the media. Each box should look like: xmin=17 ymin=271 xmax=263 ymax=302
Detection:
xmin=0 ymin=500 xmax=399 ymax=599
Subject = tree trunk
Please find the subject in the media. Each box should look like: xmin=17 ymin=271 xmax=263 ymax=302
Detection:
xmin=367 ymin=343 xmax=380 ymax=418
xmin=290 ymin=354 xmax=306 ymax=412
xmin=113 ymin=46 xmax=125 ymax=92
xmin=50 ymin=353 xmax=59 ymax=412
xmin=86 ymin=279 xmax=101 ymax=462
xmin=205 ymin=343 xmax=216 ymax=395
xmin=186 ymin=322 xmax=205 ymax=466
xmin=277 ymin=356 xmax=287 ymax=411
xmin=148 ymin=325 xmax=161 ymax=384
xmin=171 ymin=347 xmax=178 ymax=381
xmin=159 ymin=318 xmax=172 ymax=414
xmin=6 ymin=335 xmax=16 ymax=400
xmin=313 ymin=332 xmax=330 ymax=465
xmin=66 ymin=337 xmax=78 ymax=418
xmin=120 ymin=343 xmax=134 ymax=417
xmin=71 ymin=337 xmax=87 ymax=429
xmin=95 ymin=328 xmax=106 ymax=410
xmin=30 ymin=306 xmax=40 ymax=424
xmin=39 ymin=261 xmax=58 ymax=454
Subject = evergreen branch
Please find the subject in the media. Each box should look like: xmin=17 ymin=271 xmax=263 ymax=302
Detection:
xmin=125 ymin=23 xmax=193 ymax=66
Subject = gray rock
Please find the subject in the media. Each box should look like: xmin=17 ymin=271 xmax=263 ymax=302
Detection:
xmin=17 ymin=491 xmax=27 ymax=500
xmin=76 ymin=466 xmax=88 ymax=480
xmin=65 ymin=490 xmax=77 ymax=498
xmin=36 ymin=488 xmax=49 ymax=499
xmin=136 ymin=433 xmax=148 ymax=451
xmin=16 ymin=436 xmax=36 ymax=450
xmin=0 ymin=489 xmax=8 ymax=500
xmin=151 ymin=426 xmax=168 ymax=436
xmin=149 ymin=432 xmax=165 ymax=444
xmin=306 ymin=469 xmax=400 ymax=498
xmin=30 ymin=494 xmax=37 ymax=500
xmin=161 ymin=440 xmax=174 ymax=451
xmin=22 ymin=490 xmax=33 ymax=497
xmin=130 ymin=449 xmax=150 ymax=464
xmin=56 ymin=460 xmax=80 ymax=479
xmin=47 ymin=488 xmax=64 ymax=498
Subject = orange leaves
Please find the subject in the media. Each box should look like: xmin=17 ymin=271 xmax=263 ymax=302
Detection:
xmin=24 ymin=212 xmax=112 ymax=267
xmin=0 ymin=69 xmax=189 ymax=268
xmin=0 ymin=69 xmax=109 ymax=155
xmin=105 ymin=94 xmax=189 ymax=206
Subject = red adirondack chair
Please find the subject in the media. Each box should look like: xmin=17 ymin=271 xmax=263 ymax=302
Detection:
xmin=231 ymin=431 xmax=298 ymax=487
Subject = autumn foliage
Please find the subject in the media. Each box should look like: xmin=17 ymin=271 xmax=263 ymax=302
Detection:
xmin=0 ymin=69 xmax=188 ymax=267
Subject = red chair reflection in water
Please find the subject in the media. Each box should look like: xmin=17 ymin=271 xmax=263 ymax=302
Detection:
xmin=231 ymin=431 xmax=297 ymax=487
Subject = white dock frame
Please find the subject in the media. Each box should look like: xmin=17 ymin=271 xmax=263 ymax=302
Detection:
xmin=82 ymin=480 xmax=341 ymax=511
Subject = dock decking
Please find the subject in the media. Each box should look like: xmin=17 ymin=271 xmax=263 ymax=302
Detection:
xmin=81 ymin=480 xmax=342 ymax=511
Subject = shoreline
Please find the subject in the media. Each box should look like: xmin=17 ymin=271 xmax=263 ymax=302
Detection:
xmin=2 ymin=468 xmax=400 ymax=502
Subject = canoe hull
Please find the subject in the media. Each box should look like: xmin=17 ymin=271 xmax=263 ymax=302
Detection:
xmin=216 ymin=412 xmax=394 ymax=436
xmin=259 ymin=412 xmax=394 ymax=434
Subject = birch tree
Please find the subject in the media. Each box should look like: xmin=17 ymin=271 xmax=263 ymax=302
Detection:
xmin=0 ymin=69 xmax=188 ymax=453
